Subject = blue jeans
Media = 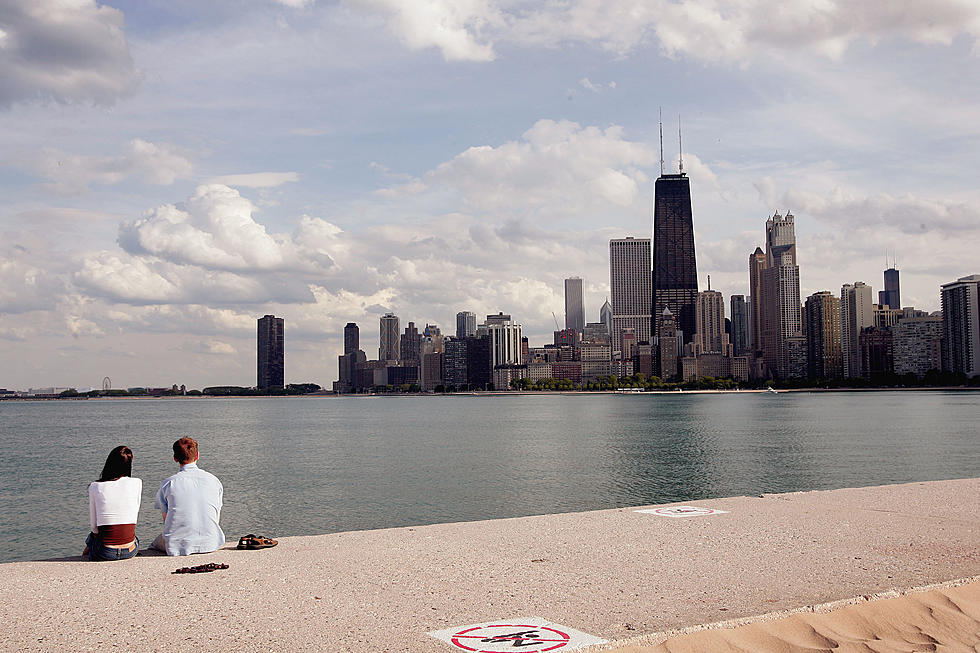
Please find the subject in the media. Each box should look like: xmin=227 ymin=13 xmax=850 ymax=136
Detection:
xmin=85 ymin=531 xmax=139 ymax=561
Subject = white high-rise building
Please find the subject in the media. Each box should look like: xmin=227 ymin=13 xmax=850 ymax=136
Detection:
xmin=564 ymin=277 xmax=586 ymax=334
xmin=694 ymin=289 xmax=729 ymax=354
xmin=609 ymin=237 xmax=651 ymax=357
xmin=759 ymin=212 xmax=804 ymax=378
xmin=840 ymin=282 xmax=874 ymax=378
xmin=484 ymin=316 xmax=523 ymax=367
xmin=941 ymin=274 xmax=980 ymax=378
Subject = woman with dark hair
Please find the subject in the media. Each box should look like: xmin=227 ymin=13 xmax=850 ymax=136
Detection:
xmin=84 ymin=446 xmax=142 ymax=561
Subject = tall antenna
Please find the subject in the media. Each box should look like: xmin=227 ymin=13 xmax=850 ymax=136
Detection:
xmin=707 ymin=274 xmax=711 ymax=291
xmin=678 ymin=114 xmax=684 ymax=174
xmin=659 ymin=107 xmax=664 ymax=176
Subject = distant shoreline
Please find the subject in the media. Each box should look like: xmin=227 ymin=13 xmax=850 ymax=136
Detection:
xmin=2 ymin=385 xmax=978 ymax=401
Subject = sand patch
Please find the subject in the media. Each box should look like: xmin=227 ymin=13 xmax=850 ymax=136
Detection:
xmin=608 ymin=580 xmax=980 ymax=653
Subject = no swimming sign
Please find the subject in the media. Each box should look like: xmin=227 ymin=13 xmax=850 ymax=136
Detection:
xmin=429 ymin=617 xmax=606 ymax=652
xmin=634 ymin=506 xmax=729 ymax=518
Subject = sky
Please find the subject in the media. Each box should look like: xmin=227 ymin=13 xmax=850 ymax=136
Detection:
xmin=1 ymin=0 xmax=979 ymax=390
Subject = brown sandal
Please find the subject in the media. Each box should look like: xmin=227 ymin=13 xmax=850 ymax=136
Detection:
xmin=237 ymin=534 xmax=278 ymax=550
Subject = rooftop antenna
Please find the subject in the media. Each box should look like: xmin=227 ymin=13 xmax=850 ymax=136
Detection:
xmin=659 ymin=107 xmax=664 ymax=176
xmin=678 ymin=114 xmax=684 ymax=174
xmin=707 ymin=274 xmax=711 ymax=291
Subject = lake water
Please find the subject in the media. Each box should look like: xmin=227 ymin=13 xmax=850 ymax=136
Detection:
xmin=1 ymin=391 xmax=978 ymax=563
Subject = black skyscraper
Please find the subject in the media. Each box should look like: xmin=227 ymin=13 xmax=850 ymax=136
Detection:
xmin=880 ymin=268 xmax=900 ymax=309
xmin=343 ymin=322 xmax=359 ymax=355
xmin=652 ymin=173 xmax=698 ymax=344
xmin=257 ymin=314 xmax=284 ymax=390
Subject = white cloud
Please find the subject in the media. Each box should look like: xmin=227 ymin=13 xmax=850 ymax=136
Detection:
xmin=207 ymin=172 xmax=300 ymax=188
xmin=17 ymin=139 xmax=193 ymax=194
xmin=380 ymin=119 xmax=655 ymax=218
xmin=74 ymin=251 xmax=316 ymax=305
xmin=0 ymin=257 xmax=61 ymax=314
xmin=118 ymin=184 xmax=290 ymax=272
xmin=353 ymin=0 xmax=980 ymax=63
xmin=346 ymin=0 xmax=499 ymax=61
xmin=181 ymin=339 xmax=237 ymax=355
xmin=776 ymin=184 xmax=980 ymax=235
xmin=0 ymin=0 xmax=139 ymax=107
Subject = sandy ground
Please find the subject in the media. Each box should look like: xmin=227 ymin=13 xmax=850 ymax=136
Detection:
xmin=1 ymin=478 xmax=977 ymax=652
xmin=609 ymin=579 xmax=980 ymax=652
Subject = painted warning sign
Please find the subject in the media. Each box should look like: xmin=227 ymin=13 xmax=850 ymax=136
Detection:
xmin=634 ymin=506 xmax=729 ymax=518
xmin=428 ymin=617 xmax=606 ymax=652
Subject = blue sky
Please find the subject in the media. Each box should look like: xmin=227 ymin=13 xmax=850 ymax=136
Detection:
xmin=2 ymin=0 xmax=979 ymax=389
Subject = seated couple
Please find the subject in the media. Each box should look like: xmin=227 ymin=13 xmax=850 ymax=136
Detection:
xmin=85 ymin=437 xmax=225 ymax=561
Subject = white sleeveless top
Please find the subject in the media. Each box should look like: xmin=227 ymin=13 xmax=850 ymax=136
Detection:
xmin=88 ymin=477 xmax=142 ymax=532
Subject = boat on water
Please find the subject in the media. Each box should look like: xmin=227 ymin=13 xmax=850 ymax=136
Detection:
xmin=765 ymin=387 xmax=779 ymax=394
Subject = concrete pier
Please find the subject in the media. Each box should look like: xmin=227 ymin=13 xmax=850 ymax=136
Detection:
xmin=2 ymin=478 xmax=978 ymax=652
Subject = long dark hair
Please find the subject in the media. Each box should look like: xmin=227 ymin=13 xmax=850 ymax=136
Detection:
xmin=98 ymin=446 xmax=134 ymax=482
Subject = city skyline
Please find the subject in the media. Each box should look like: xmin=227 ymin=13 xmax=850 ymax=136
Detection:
xmin=2 ymin=1 xmax=979 ymax=389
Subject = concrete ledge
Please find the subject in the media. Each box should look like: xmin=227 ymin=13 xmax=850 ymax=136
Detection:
xmin=2 ymin=478 xmax=978 ymax=652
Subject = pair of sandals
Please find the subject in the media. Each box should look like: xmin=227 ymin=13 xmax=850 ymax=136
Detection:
xmin=237 ymin=534 xmax=278 ymax=550
xmin=173 ymin=562 xmax=229 ymax=574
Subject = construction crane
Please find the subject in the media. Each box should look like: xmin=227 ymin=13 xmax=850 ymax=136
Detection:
xmin=552 ymin=312 xmax=561 ymax=331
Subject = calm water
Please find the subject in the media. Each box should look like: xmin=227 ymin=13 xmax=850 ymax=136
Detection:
xmin=1 ymin=391 xmax=978 ymax=563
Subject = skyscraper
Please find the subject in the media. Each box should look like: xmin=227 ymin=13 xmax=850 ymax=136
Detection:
xmin=482 ymin=314 xmax=523 ymax=389
xmin=564 ymin=277 xmax=586 ymax=334
xmin=879 ymin=267 xmax=901 ymax=309
xmin=400 ymin=321 xmax=421 ymax=365
xmin=443 ymin=337 xmax=469 ymax=388
xmin=730 ymin=295 xmax=748 ymax=356
xmin=256 ymin=314 xmax=284 ymax=390
xmin=758 ymin=211 xmax=805 ymax=378
xmin=748 ymin=247 xmax=766 ymax=356
xmin=599 ymin=299 xmax=613 ymax=342
xmin=694 ymin=289 xmax=727 ymax=354
xmin=804 ymin=291 xmax=842 ymax=380
xmin=841 ymin=282 xmax=874 ymax=378
xmin=609 ymin=237 xmax=652 ymax=357
xmin=893 ymin=316 xmax=942 ymax=379
xmin=379 ymin=313 xmax=400 ymax=362
xmin=652 ymin=173 xmax=698 ymax=343
xmin=336 ymin=322 xmax=366 ymax=394
xmin=941 ymin=274 xmax=980 ymax=378
xmin=484 ymin=316 xmax=523 ymax=367
xmin=343 ymin=322 xmax=359 ymax=355
xmin=455 ymin=311 xmax=477 ymax=338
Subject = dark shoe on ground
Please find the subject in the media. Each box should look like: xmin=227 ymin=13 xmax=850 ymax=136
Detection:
xmin=237 ymin=534 xmax=278 ymax=550
xmin=173 ymin=563 xmax=229 ymax=574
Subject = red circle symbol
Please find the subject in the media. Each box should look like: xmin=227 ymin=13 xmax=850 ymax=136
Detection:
xmin=449 ymin=623 xmax=571 ymax=652
xmin=654 ymin=507 xmax=717 ymax=515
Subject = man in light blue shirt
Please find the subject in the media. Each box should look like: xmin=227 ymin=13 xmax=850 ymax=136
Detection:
xmin=151 ymin=437 xmax=225 ymax=556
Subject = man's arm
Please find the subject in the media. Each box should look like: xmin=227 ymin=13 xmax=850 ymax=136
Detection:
xmin=155 ymin=479 xmax=170 ymax=524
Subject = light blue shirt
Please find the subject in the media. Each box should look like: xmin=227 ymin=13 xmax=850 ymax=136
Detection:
xmin=154 ymin=462 xmax=225 ymax=556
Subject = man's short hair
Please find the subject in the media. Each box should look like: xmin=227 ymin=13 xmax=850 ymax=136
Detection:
xmin=173 ymin=437 xmax=199 ymax=464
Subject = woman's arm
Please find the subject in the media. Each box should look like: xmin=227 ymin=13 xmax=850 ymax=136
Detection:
xmin=88 ymin=483 xmax=98 ymax=534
